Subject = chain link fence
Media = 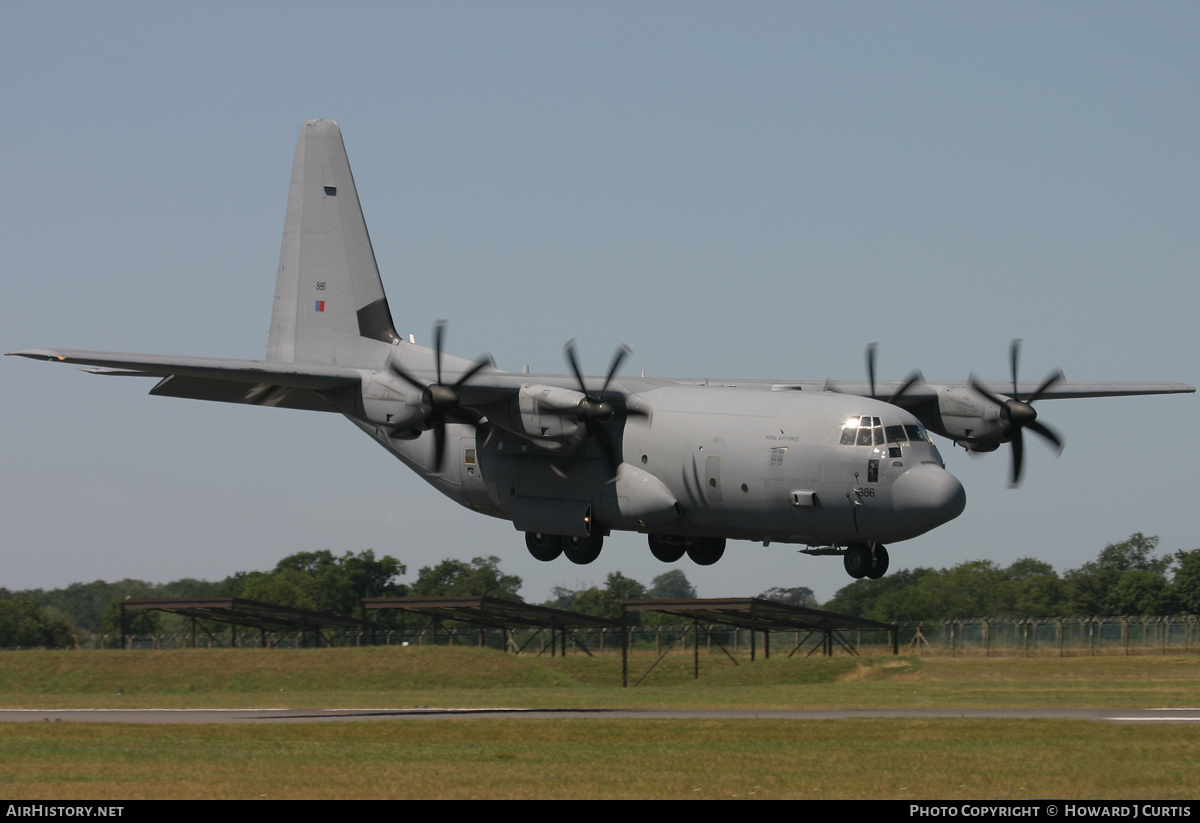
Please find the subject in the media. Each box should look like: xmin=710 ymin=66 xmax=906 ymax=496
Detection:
xmin=15 ymin=614 xmax=1195 ymax=656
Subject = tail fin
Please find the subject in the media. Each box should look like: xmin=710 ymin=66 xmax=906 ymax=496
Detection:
xmin=267 ymin=120 xmax=400 ymax=365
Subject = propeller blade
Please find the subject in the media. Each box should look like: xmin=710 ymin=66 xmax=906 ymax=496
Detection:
xmin=1010 ymin=338 xmax=1022 ymax=399
xmin=387 ymin=358 xmax=427 ymax=392
xmin=551 ymin=431 xmax=588 ymax=479
xmin=601 ymin=345 xmax=631 ymax=396
xmin=866 ymin=342 xmax=878 ymax=399
xmin=565 ymin=339 xmax=586 ymax=395
xmin=888 ymin=370 xmax=924 ymax=405
xmin=969 ymin=374 xmax=1007 ymax=408
xmin=1009 ymin=428 xmax=1025 ymax=487
xmin=431 ymin=423 xmax=446 ymax=475
xmin=1027 ymin=369 xmax=1065 ymax=405
xmin=433 ymin=319 xmax=446 ymax=385
xmin=593 ymin=425 xmax=622 ymax=480
xmin=1027 ymin=419 xmax=1064 ymax=452
xmin=452 ymin=355 xmax=492 ymax=390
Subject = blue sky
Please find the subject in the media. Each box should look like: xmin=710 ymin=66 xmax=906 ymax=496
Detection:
xmin=3 ymin=2 xmax=1197 ymax=604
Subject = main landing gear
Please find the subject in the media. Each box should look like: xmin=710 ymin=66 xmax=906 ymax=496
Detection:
xmin=525 ymin=532 xmax=604 ymax=565
xmin=843 ymin=542 xmax=889 ymax=579
xmin=647 ymin=534 xmax=726 ymax=566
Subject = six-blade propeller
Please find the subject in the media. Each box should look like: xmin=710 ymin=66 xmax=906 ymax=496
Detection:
xmin=387 ymin=320 xmax=492 ymax=475
xmin=968 ymin=339 xmax=1064 ymax=486
xmin=552 ymin=340 xmax=645 ymax=480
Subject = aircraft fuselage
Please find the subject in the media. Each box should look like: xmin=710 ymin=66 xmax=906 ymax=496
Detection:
xmin=368 ymin=380 xmax=965 ymax=552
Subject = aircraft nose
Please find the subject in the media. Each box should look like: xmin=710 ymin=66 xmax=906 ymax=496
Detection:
xmin=892 ymin=463 xmax=966 ymax=533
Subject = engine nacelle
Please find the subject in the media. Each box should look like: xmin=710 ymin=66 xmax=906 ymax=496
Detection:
xmin=486 ymin=384 xmax=588 ymax=443
xmin=358 ymin=371 xmax=427 ymax=432
xmin=924 ymin=385 xmax=1009 ymax=447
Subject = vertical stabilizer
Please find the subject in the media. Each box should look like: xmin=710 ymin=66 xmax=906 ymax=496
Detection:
xmin=268 ymin=120 xmax=399 ymax=365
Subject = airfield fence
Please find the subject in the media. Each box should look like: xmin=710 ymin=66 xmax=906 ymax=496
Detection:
xmin=21 ymin=614 xmax=1199 ymax=656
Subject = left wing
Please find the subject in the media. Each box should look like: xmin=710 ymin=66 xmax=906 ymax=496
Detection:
xmin=8 ymin=347 xmax=366 ymax=413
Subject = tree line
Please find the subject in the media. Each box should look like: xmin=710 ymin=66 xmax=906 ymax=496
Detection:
xmin=0 ymin=551 xmax=709 ymax=646
xmin=3 ymin=532 xmax=1196 ymax=647
xmin=823 ymin=533 xmax=1200 ymax=622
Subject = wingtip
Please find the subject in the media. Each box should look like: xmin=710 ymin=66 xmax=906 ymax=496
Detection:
xmin=8 ymin=348 xmax=63 ymax=361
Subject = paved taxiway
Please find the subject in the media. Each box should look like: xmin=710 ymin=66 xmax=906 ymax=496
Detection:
xmin=3 ymin=708 xmax=1200 ymax=724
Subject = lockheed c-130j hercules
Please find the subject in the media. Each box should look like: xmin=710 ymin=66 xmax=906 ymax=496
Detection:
xmin=11 ymin=120 xmax=1195 ymax=579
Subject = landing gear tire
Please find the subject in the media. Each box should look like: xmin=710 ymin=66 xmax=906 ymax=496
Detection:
xmin=844 ymin=543 xmax=872 ymax=579
xmin=866 ymin=544 xmax=889 ymax=579
xmin=563 ymin=534 xmax=604 ymax=565
xmin=525 ymin=532 xmax=562 ymax=562
xmin=648 ymin=534 xmax=686 ymax=563
xmin=687 ymin=537 xmax=726 ymax=566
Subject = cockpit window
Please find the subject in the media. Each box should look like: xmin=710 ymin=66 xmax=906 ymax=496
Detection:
xmin=841 ymin=417 xmax=931 ymax=446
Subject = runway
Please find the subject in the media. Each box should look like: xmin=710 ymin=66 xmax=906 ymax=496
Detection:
xmin=3 ymin=707 xmax=1200 ymax=724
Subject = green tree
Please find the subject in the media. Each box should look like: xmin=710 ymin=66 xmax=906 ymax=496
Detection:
xmin=994 ymin=558 xmax=1066 ymax=617
xmin=648 ymin=570 xmax=697 ymax=600
xmin=1066 ymin=534 xmax=1170 ymax=615
xmin=544 ymin=572 xmax=646 ymax=622
xmin=0 ymin=597 xmax=74 ymax=648
xmin=221 ymin=549 xmax=407 ymax=616
xmin=97 ymin=598 xmax=161 ymax=638
xmin=758 ymin=586 xmax=817 ymax=608
xmin=823 ymin=567 xmax=936 ymax=619
xmin=1170 ymin=549 xmax=1200 ymax=614
xmin=410 ymin=556 xmax=522 ymax=601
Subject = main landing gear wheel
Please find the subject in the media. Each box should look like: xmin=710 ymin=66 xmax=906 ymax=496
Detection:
xmin=844 ymin=543 xmax=889 ymax=579
xmin=686 ymin=537 xmax=726 ymax=566
xmin=525 ymin=532 xmax=562 ymax=562
xmin=844 ymin=543 xmax=872 ymax=579
xmin=563 ymin=534 xmax=604 ymax=565
xmin=866 ymin=544 xmax=889 ymax=579
xmin=648 ymin=534 xmax=686 ymax=563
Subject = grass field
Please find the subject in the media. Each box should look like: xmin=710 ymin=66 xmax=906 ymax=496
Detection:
xmin=1 ymin=647 xmax=1199 ymax=799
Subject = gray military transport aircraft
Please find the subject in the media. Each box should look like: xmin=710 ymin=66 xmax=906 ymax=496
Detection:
xmin=10 ymin=120 xmax=1195 ymax=579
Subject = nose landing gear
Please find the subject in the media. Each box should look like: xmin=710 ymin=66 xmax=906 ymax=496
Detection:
xmin=844 ymin=542 xmax=889 ymax=579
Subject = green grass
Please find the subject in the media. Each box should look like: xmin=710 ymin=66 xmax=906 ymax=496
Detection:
xmin=1 ymin=647 xmax=1197 ymax=709
xmin=2 ymin=719 xmax=1199 ymax=800
xmin=2 ymin=648 xmax=1200 ymax=799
